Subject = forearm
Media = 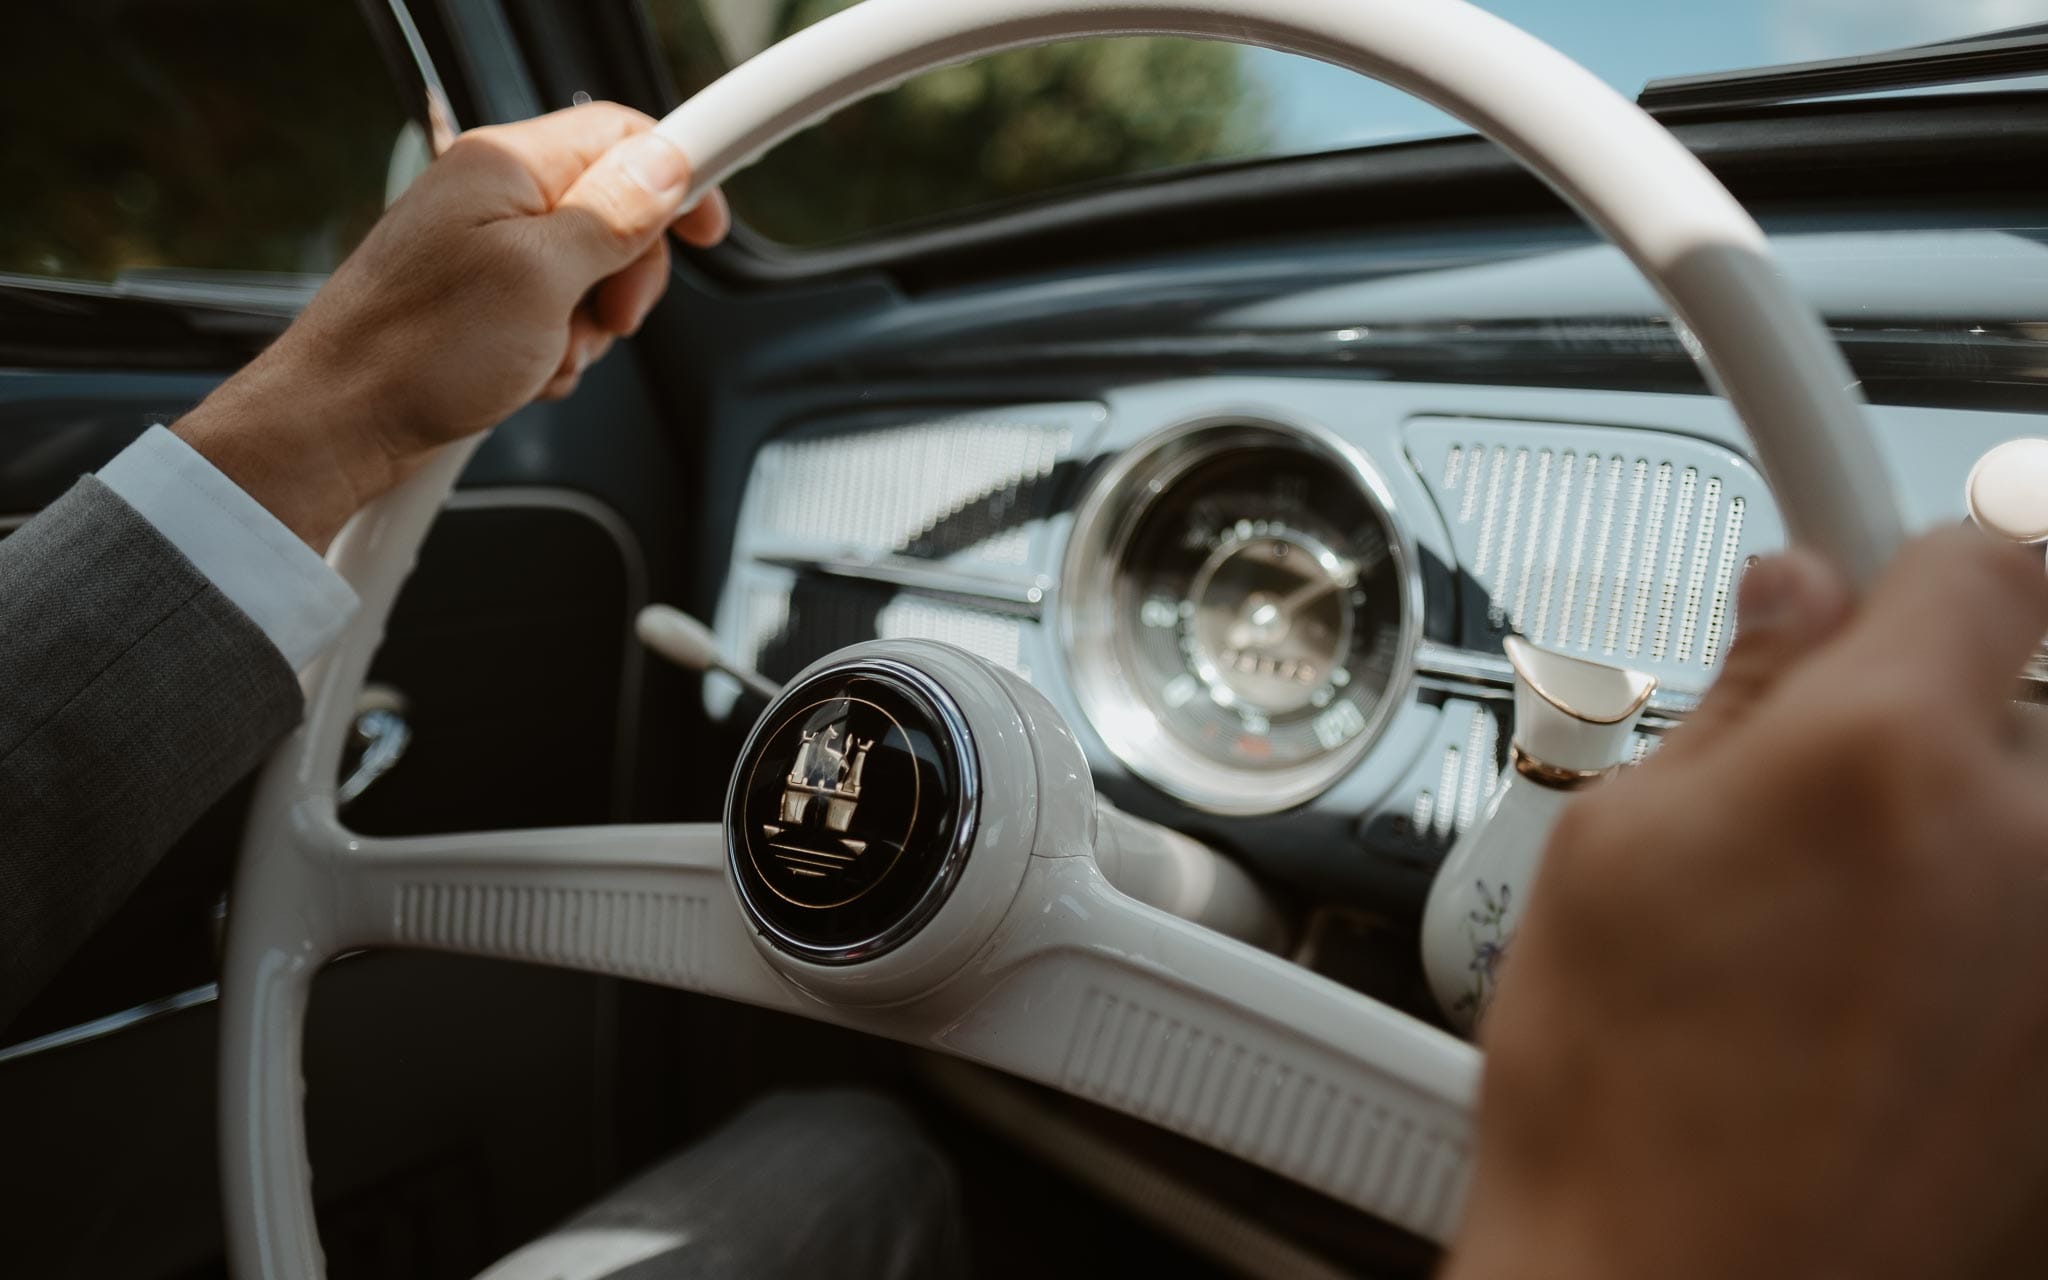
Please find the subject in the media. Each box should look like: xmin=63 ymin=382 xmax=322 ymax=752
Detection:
xmin=173 ymin=335 xmax=403 ymax=553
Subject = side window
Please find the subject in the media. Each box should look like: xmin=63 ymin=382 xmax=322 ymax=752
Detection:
xmin=0 ymin=1 xmax=411 ymax=284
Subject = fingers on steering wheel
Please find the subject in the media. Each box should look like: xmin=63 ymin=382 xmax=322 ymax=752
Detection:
xmin=585 ymin=189 xmax=729 ymax=336
xmin=591 ymin=237 xmax=673 ymax=337
xmin=674 ymin=188 xmax=732 ymax=249
xmin=1830 ymin=527 xmax=2048 ymax=724
xmin=471 ymin=101 xmax=659 ymax=209
xmin=1669 ymin=548 xmax=1852 ymax=750
xmin=540 ymin=313 xmax=614 ymax=401
xmin=549 ymin=127 xmax=697 ymax=285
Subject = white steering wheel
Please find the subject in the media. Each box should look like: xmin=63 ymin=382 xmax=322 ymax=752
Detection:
xmin=221 ymin=1 xmax=1904 ymax=1273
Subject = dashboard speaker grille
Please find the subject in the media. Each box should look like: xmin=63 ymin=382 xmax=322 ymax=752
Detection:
xmin=737 ymin=576 xmax=1027 ymax=682
xmin=1410 ymin=418 xmax=1783 ymax=694
xmin=749 ymin=414 xmax=1079 ymax=565
xmin=711 ymin=405 xmax=1102 ymax=716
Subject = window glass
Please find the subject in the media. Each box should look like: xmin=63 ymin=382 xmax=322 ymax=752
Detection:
xmin=0 ymin=0 xmax=410 ymax=284
xmin=647 ymin=0 xmax=2048 ymax=248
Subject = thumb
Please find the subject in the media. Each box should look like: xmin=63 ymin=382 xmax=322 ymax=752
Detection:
xmin=546 ymin=130 xmax=694 ymax=279
xmin=1668 ymin=549 xmax=1851 ymax=750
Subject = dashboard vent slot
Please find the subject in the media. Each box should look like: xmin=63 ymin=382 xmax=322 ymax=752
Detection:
xmin=1374 ymin=698 xmax=1662 ymax=865
xmin=1413 ymin=702 xmax=1504 ymax=846
xmin=1410 ymin=419 xmax=1783 ymax=695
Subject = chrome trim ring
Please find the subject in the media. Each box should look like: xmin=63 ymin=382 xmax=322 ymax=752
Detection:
xmin=724 ymin=656 xmax=982 ymax=965
xmin=1058 ymin=416 xmax=1424 ymax=815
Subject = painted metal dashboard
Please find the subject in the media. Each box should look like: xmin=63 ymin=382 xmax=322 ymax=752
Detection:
xmin=701 ymin=220 xmax=2048 ymax=906
xmin=710 ymin=375 xmax=2043 ymax=906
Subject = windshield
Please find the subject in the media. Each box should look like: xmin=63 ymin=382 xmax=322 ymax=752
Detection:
xmin=648 ymin=0 xmax=2048 ymax=248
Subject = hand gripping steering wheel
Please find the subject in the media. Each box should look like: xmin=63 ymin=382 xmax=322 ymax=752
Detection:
xmin=222 ymin=1 xmax=1905 ymax=1272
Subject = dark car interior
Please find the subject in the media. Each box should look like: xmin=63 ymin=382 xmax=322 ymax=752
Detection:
xmin=5 ymin=1 xmax=2048 ymax=1277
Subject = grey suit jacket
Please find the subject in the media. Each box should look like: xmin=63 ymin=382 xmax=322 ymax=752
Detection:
xmin=0 ymin=476 xmax=302 ymax=1029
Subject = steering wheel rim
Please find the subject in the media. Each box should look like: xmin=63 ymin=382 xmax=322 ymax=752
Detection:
xmin=222 ymin=2 xmax=1905 ymax=1274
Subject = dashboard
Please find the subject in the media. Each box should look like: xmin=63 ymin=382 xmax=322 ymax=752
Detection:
xmin=705 ymin=225 xmax=2048 ymax=908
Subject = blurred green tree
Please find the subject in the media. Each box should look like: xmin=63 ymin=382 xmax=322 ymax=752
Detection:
xmin=648 ymin=0 xmax=1265 ymax=246
xmin=0 ymin=0 xmax=406 ymax=282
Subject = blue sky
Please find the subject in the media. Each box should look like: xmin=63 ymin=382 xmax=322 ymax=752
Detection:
xmin=1250 ymin=0 xmax=2048 ymax=151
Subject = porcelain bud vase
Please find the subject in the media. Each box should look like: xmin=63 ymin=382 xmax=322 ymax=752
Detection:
xmin=1421 ymin=636 xmax=1656 ymax=1032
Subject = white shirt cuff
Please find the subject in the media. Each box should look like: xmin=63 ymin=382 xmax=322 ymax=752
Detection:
xmin=98 ymin=425 xmax=359 ymax=670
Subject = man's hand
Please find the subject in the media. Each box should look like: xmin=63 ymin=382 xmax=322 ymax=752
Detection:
xmin=175 ymin=102 xmax=728 ymax=549
xmin=1445 ymin=529 xmax=2048 ymax=1280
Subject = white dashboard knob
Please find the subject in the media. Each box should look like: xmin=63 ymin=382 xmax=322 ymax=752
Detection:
xmin=1966 ymin=438 xmax=2048 ymax=545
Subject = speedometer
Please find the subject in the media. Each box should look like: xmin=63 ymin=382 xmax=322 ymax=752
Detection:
xmin=1062 ymin=420 xmax=1418 ymax=814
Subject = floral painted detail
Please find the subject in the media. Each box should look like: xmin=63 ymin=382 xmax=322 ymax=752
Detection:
xmin=1452 ymin=879 xmax=1513 ymax=1021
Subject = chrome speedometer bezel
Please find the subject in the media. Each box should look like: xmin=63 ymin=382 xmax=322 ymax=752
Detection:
xmin=1059 ymin=416 xmax=1423 ymax=816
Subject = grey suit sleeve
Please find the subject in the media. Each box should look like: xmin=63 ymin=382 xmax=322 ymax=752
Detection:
xmin=0 ymin=475 xmax=303 ymax=1028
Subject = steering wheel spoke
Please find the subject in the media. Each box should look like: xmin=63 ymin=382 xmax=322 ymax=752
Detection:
xmin=332 ymin=823 xmax=799 ymax=1008
xmin=941 ymin=855 xmax=1478 ymax=1238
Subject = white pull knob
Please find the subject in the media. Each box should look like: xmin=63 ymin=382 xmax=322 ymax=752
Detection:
xmin=635 ymin=605 xmax=783 ymax=702
xmin=1966 ymin=438 xmax=2048 ymax=545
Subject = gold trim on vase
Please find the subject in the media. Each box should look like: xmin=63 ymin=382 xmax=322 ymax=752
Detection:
xmin=1503 ymin=635 xmax=1658 ymax=726
xmin=1510 ymin=744 xmax=1616 ymax=790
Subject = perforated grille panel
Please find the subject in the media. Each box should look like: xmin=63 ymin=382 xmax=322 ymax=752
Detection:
xmin=735 ymin=576 xmax=1027 ymax=682
xmin=875 ymin=598 xmax=1026 ymax=675
xmin=712 ymin=405 xmax=1099 ymax=713
xmin=748 ymin=415 xmax=1079 ymax=566
xmin=1409 ymin=418 xmax=1783 ymax=694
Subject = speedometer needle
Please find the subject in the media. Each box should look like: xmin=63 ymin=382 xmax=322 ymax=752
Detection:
xmin=1265 ymin=570 xmax=1357 ymax=619
xmin=1236 ymin=570 xmax=1359 ymax=647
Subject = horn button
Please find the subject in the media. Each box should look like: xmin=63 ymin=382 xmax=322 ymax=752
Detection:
xmin=727 ymin=661 xmax=978 ymax=964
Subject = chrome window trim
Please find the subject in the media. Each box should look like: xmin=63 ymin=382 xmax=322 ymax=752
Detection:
xmin=0 ymin=984 xmax=219 ymax=1064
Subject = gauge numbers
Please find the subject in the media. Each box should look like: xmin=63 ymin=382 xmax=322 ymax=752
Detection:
xmin=1062 ymin=421 xmax=1416 ymax=814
